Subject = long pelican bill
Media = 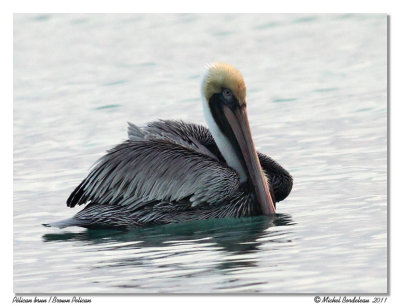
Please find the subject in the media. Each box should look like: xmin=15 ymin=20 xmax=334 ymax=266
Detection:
xmin=222 ymin=104 xmax=276 ymax=215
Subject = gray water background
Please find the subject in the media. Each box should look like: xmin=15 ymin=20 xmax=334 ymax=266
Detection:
xmin=13 ymin=14 xmax=387 ymax=293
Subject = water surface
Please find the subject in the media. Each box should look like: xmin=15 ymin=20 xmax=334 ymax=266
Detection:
xmin=13 ymin=13 xmax=387 ymax=293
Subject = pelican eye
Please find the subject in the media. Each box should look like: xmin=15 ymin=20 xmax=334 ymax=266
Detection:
xmin=222 ymin=88 xmax=233 ymax=100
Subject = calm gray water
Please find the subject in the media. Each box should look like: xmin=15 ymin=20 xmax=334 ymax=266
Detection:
xmin=13 ymin=14 xmax=387 ymax=293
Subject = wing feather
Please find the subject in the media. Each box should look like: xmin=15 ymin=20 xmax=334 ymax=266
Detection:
xmin=127 ymin=120 xmax=219 ymax=160
xmin=67 ymin=138 xmax=239 ymax=208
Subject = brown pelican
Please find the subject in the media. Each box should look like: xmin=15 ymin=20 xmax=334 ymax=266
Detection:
xmin=45 ymin=63 xmax=292 ymax=229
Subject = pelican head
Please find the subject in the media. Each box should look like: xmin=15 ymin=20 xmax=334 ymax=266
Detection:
xmin=201 ymin=63 xmax=275 ymax=215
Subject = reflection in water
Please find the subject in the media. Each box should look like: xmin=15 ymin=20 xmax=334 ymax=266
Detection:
xmin=43 ymin=214 xmax=294 ymax=253
xmin=42 ymin=214 xmax=295 ymax=283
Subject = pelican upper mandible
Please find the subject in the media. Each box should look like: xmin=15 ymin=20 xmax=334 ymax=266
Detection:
xmin=44 ymin=63 xmax=292 ymax=229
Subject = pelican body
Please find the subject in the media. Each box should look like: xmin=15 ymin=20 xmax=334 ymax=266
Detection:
xmin=46 ymin=63 xmax=292 ymax=229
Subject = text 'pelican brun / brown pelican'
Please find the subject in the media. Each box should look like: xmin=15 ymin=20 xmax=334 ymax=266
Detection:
xmin=44 ymin=63 xmax=293 ymax=229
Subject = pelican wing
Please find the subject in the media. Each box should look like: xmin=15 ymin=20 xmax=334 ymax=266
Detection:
xmin=67 ymin=138 xmax=240 ymax=208
xmin=128 ymin=120 xmax=293 ymax=203
xmin=127 ymin=120 xmax=220 ymax=161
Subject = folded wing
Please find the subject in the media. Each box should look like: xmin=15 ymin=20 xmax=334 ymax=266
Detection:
xmin=67 ymin=138 xmax=240 ymax=208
